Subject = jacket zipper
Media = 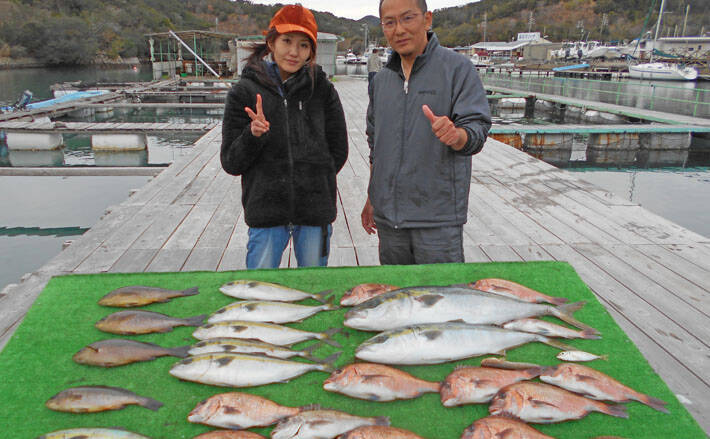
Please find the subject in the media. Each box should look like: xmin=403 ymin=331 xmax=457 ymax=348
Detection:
xmin=284 ymin=98 xmax=295 ymax=222
xmin=393 ymin=75 xmax=409 ymax=229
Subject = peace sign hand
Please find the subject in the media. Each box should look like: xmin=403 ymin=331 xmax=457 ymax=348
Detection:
xmin=245 ymin=94 xmax=270 ymax=137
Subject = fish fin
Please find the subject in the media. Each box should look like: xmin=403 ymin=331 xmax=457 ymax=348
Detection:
xmin=599 ymin=354 xmax=609 ymax=361
xmin=184 ymin=314 xmax=207 ymax=327
xmin=322 ymin=327 xmax=342 ymax=347
xmin=415 ymin=294 xmax=445 ymax=307
xmin=641 ymin=396 xmax=670 ymax=414
xmin=180 ymin=286 xmax=200 ymax=297
xmin=550 ymin=301 xmax=600 ymax=334
xmin=299 ymin=404 xmax=321 ymax=412
xmin=603 ymin=403 xmax=629 ymax=418
xmin=424 ymin=330 xmax=444 ymax=341
xmin=313 ymin=289 xmax=333 ymax=304
xmin=446 ymin=319 xmax=467 ymax=324
xmin=374 ymin=416 xmax=390 ymax=426
xmin=321 ymin=351 xmax=342 ymax=371
xmin=300 ymin=341 xmax=323 ymax=356
xmin=169 ymin=345 xmax=191 ymax=358
xmin=139 ymin=396 xmax=164 ymax=411
xmin=540 ymin=337 xmax=579 ymax=353
xmin=547 ymin=296 xmax=569 ymax=306
xmin=362 ymin=374 xmax=389 ymax=383
xmin=530 ymin=398 xmax=559 ymax=408
xmin=367 ymin=393 xmax=382 ymax=401
xmin=575 ymin=373 xmax=599 ymax=382
xmin=581 ymin=329 xmax=602 ymax=340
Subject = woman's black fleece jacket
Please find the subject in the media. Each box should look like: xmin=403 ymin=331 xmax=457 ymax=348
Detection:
xmin=220 ymin=63 xmax=348 ymax=228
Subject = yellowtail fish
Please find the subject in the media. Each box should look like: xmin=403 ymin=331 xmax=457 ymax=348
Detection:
xmin=345 ymin=286 xmax=596 ymax=333
xmin=323 ymin=363 xmax=440 ymax=401
xmin=355 ymin=323 xmax=578 ymax=365
xmin=188 ymin=392 xmax=306 ymax=429
xmin=220 ymin=280 xmax=330 ymax=303
xmin=440 ymin=365 xmax=543 ymax=406
xmin=98 ymin=285 xmax=198 ymax=307
xmin=73 ymin=339 xmax=190 ymax=367
xmin=461 ymin=416 xmax=557 ymax=439
xmin=193 ymin=432 xmax=266 ymax=438
xmin=556 ymin=350 xmax=608 ymax=362
xmin=36 ymin=428 xmax=150 ymax=438
xmin=271 ymin=409 xmax=389 ymax=439
xmin=95 ymin=310 xmax=205 ymax=335
xmin=337 ymin=426 xmax=426 ymax=439
xmin=208 ymin=299 xmax=338 ymax=324
xmin=188 ymin=338 xmax=325 ymax=362
xmin=468 ymin=278 xmax=568 ymax=305
xmin=540 ymin=363 xmax=669 ymax=413
xmin=193 ymin=321 xmax=341 ymax=347
xmin=489 ymin=382 xmax=628 ymax=423
xmin=503 ymin=318 xmax=600 ymax=340
xmin=45 ymin=386 xmax=162 ymax=413
xmin=170 ymin=352 xmax=339 ymax=387
xmin=340 ymin=284 xmax=400 ymax=306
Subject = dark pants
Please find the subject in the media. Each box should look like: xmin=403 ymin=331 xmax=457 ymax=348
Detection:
xmin=376 ymin=222 xmax=464 ymax=265
xmin=368 ymin=72 xmax=377 ymax=95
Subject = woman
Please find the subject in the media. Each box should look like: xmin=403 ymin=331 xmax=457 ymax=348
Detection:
xmin=221 ymin=4 xmax=348 ymax=269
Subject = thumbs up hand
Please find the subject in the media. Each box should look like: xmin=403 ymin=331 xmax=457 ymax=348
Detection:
xmin=245 ymin=93 xmax=270 ymax=137
xmin=422 ymin=105 xmax=467 ymax=150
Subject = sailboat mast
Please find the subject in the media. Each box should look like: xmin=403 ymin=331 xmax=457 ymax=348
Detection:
xmin=651 ymin=0 xmax=666 ymax=61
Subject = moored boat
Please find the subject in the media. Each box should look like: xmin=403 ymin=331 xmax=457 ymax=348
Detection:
xmin=628 ymin=62 xmax=698 ymax=81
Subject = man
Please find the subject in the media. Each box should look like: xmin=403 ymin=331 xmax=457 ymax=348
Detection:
xmin=361 ymin=0 xmax=491 ymax=265
xmin=366 ymin=48 xmax=383 ymax=94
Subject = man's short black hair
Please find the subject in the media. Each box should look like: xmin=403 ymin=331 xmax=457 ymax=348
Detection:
xmin=379 ymin=0 xmax=428 ymax=17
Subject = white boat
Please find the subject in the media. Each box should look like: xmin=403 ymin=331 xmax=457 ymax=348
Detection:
xmin=344 ymin=53 xmax=359 ymax=64
xmin=628 ymin=62 xmax=698 ymax=81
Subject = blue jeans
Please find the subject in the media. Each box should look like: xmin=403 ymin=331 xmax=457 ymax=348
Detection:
xmin=246 ymin=224 xmax=332 ymax=269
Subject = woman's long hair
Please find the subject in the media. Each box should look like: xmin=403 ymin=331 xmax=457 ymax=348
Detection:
xmin=244 ymin=28 xmax=317 ymax=87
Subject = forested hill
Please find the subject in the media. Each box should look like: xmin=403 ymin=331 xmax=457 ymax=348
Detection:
xmin=0 ymin=0 xmax=707 ymax=65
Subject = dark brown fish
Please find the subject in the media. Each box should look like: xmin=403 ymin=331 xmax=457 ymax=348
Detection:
xmin=73 ymin=339 xmax=190 ymax=367
xmin=461 ymin=416 xmax=557 ymax=439
xmin=45 ymin=385 xmax=163 ymax=413
xmin=95 ymin=310 xmax=206 ymax=335
xmin=98 ymin=285 xmax=199 ymax=307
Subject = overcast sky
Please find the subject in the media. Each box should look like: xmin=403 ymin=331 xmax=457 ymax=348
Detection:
xmin=251 ymin=1 xmax=476 ymax=20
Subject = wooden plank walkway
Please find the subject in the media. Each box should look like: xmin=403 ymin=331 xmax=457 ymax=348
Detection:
xmin=0 ymin=77 xmax=708 ymax=432
xmin=0 ymin=121 xmax=217 ymax=134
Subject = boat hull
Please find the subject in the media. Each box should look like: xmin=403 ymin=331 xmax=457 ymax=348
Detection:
xmin=629 ymin=63 xmax=698 ymax=81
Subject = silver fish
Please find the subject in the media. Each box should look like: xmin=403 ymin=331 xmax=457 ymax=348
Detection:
xmin=271 ymin=409 xmax=389 ymax=439
xmin=46 ymin=385 xmax=162 ymax=413
xmin=208 ymin=299 xmax=337 ymax=324
xmin=344 ymin=286 xmax=596 ymax=333
xmin=188 ymin=338 xmax=325 ymax=362
xmin=502 ymin=318 xmax=600 ymax=340
xmin=193 ymin=321 xmax=341 ymax=347
xmin=37 ymin=428 xmax=151 ymax=438
xmin=557 ymin=350 xmax=609 ymax=362
xmin=220 ymin=280 xmax=330 ymax=303
xmin=170 ymin=352 xmax=338 ymax=387
xmin=355 ymin=323 xmax=577 ymax=365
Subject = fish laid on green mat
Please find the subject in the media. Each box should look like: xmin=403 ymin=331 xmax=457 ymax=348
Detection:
xmin=337 ymin=425 xmax=426 ymax=439
xmin=194 ymin=431 xmax=266 ymax=438
xmin=461 ymin=416 xmax=555 ymax=439
xmin=323 ymin=363 xmax=440 ymax=402
xmin=188 ymin=338 xmax=325 ymax=362
xmin=46 ymin=386 xmax=163 ymax=413
xmin=503 ymin=318 xmax=601 ymax=340
xmin=220 ymin=280 xmax=330 ymax=303
xmin=98 ymin=285 xmax=199 ymax=307
xmin=270 ymin=409 xmax=389 ymax=439
xmin=37 ymin=427 xmax=151 ymax=438
xmin=208 ymin=299 xmax=338 ymax=324
xmin=187 ymin=392 xmax=307 ymax=429
xmin=440 ymin=365 xmax=544 ymax=406
xmin=557 ymin=350 xmax=609 ymax=362
xmin=470 ymin=278 xmax=569 ymax=305
xmin=95 ymin=310 xmax=206 ymax=335
xmin=339 ymin=283 xmax=399 ymax=306
xmin=73 ymin=339 xmax=190 ymax=367
xmin=193 ymin=321 xmax=341 ymax=347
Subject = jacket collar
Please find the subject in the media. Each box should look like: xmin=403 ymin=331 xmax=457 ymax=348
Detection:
xmin=385 ymin=31 xmax=438 ymax=77
xmin=242 ymin=61 xmax=318 ymax=99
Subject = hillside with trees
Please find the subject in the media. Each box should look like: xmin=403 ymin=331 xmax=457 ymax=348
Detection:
xmin=0 ymin=0 xmax=707 ymax=65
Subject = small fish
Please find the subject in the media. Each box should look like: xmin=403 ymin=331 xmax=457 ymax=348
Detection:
xmin=188 ymin=392 xmax=304 ymax=429
xmin=98 ymin=285 xmax=199 ymax=307
xmin=95 ymin=310 xmax=206 ymax=335
xmin=271 ymin=409 xmax=389 ymax=439
xmin=540 ymin=363 xmax=669 ymax=413
xmin=323 ymin=363 xmax=440 ymax=401
xmin=337 ymin=426 xmax=425 ymax=439
xmin=503 ymin=318 xmax=600 ymax=340
xmin=355 ymin=323 xmax=578 ymax=365
xmin=461 ymin=416 xmax=556 ymax=439
xmin=45 ymin=386 xmax=162 ymax=413
xmin=440 ymin=365 xmax=544 ymax=406
xmin=188 ymin=338 xmax=325 ymax=362
xmin=340 ymin=284 xmax=400 ymax=306
xmin=37 ymin=428 xmax=150 ymax=438
xmin=469 ymin=278 xmax=568 ymax=305
xmin=489 ymin=382 xmax=628 ymax=423
xmin=193 ymin=321 xmax=341 ymax=347
xmin=557 ymin=350 xmax=608 ymax=362
xmin=73 ymin=339 xmax=190 ymax=367
xmin=170 ymin=352 xmax=338 ymax=387
xmin=480 ymin=357 xmax=543 ymax=370
xmin=194 ymin=432 xmax=266 ymax=439
xmin=208 ymin=299 xmax=338 ymax=324
xmin=220 ymin=280 xmax=330 ymax=303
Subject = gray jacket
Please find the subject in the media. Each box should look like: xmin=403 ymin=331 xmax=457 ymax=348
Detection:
xmin=366 ymin=33 xmax=491 ymax=229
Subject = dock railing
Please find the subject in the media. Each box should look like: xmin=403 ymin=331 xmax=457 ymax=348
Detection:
xmin=480 ymin=71 xmax=710 ymax=118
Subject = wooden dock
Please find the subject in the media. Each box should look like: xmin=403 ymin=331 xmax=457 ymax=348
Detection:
xmin=0 ymin=121 xmax=217 ymax=134
xmin=0 ymin=77 xmax=708 ymax=433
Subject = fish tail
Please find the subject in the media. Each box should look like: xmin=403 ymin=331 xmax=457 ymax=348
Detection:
xmin=313 ymin=289 xmax=333 ymax=304
xmin=550 ymin=301 xmax=600 ymax=334
xmin=184 ymin=314 xmax=207 ymax=327
xmin=601 ymin=402 xmax=629 ymax=418
xmin=639 ymin=395 xmax=670 ymax=413
xmin=139 ymin=396 xmax=164 ymax=411
xmin=480 ymin=357 xmax=542 ymax=370
xmin=180 ymin=286 xmax=200 ymax=297
xmin=580 ymin=329 xmax=602 ymax=340
xmin=547 ymin=295 xmax=569 ymax=305
xmin=599 ymin=354 xmax=609 ymax=361
xmin=321 ymin=327 xmax=342 ymax=347
xmin=540 ymin=337 xmax=580 ymax=352
xmin=374 ymin=416 xmax=390 ymax=426
xmin=319 ymin=352 xmax=342 ymax=372
xmin=169 ymin=345 xmax=191 ymax=358
xmin=324 ymin=293 xmax=340 ymax=310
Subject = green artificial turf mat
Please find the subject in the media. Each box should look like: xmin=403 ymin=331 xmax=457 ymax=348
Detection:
xmin=0 ymin=262 xmax=704 ymax=438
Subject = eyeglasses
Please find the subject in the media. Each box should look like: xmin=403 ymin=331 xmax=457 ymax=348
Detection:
xmin=381 ymin=13 xmax=421 ymax=31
